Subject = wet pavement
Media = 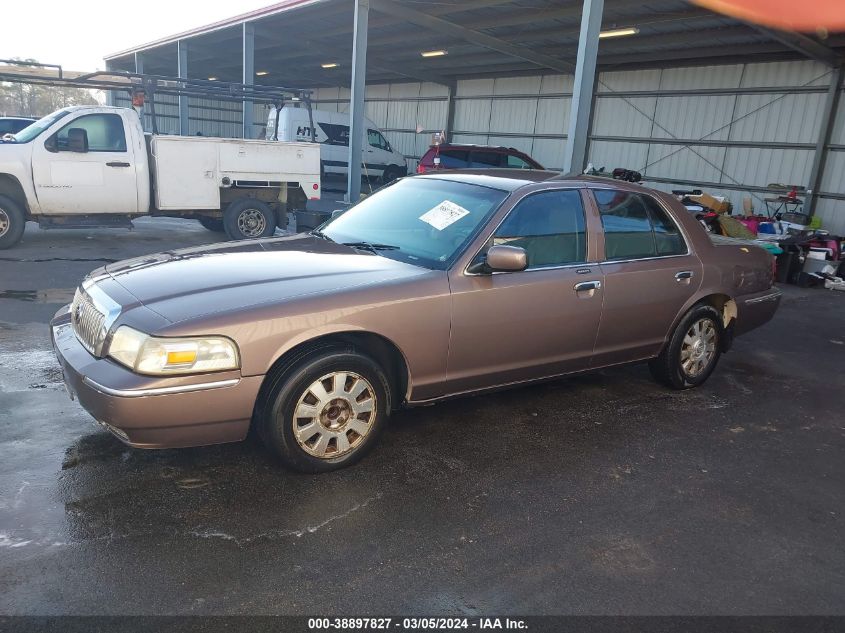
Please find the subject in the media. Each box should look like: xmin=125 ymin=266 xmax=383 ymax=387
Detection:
xmin=1 ymin=215 xmax=844 ymax=615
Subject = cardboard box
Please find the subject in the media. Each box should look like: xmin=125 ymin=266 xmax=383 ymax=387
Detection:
xmin=688 ymin=192 xmax=730 ymax=213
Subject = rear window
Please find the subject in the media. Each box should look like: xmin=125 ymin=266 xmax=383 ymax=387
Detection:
xmin=437 ymin=149 xmax=470 ymax=168
xmin=469 ymin=151 xmax=503 ymax=168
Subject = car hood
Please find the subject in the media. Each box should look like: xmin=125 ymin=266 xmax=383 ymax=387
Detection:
xmin=102 ymin=235 xmax=429 ymax=323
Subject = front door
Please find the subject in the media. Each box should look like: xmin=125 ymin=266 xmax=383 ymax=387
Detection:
xmin=590 ymin=188 xmax=702 ymax=367
xmin=447 ymin=188 xmax=603 ymax=394
xmin=31 ymin=112 xmax=138 ymax=215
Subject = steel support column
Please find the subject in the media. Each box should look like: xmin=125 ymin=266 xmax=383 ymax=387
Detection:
xmin=446 ymin=82 xmax=457 ymax=142
xmin=806 ymin=66 xmax=843 ymax=217
xmin=106 ymin=60 xmax=116 ymax=107
xmin=242 ymin=23 xmax=255 ymax=139
xmin=177 ymin=41 xmax=189 ymax=135
xmin=346 ymin=0 xmax=369 ymax=203
xmin=133 ymin=53 xmax=145 ymax=131
xmin=563 ymin=0 xmax=603 ymax=174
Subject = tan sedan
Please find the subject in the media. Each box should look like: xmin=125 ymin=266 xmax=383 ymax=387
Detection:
xmin=52 ymin=172 xmax=781 ymax=472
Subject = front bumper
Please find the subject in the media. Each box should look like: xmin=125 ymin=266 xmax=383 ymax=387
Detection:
xmin=735 ymin=287 xmax=782 ymax=336
xmin=50 ymin=306 xmax=263 ymax=449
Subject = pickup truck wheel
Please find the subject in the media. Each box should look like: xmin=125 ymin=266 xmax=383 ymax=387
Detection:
xmin=223 ymin=198 xmax=276 ymax=240
xmin=258 ymin=349 xmax=390 ymax=473
xmin=649 ymin=304 xmax=722 ymax=390
xmin=0 ymin=195 xmax=26 ymax=250
xmin=198 ymin=217 xmax=225 ymax=232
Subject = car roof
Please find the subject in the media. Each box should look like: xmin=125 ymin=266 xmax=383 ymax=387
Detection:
xmin=414 ymin=170 xmax=660 ymax=194
xmin=415 ymin=169 xmax=559 ymax=190
xmin=0 ymin=116 xmax=36 ymax=121
xmin=428 ymin=143 xmax=526 ymax=153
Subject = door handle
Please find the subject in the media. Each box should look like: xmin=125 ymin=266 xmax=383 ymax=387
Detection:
xmin=574 ymin=280 xmax=602 ymax=292
xmin=675 ymin=271 xmax=694 ymax=281
xmin=106 ymin=161 xmax=130 ymax=167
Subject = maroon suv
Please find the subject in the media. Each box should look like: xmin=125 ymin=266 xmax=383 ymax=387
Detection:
xmin=417 ymin=143 xmax=544 ymax=174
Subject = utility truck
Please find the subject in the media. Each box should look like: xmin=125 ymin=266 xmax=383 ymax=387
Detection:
xmin=0 ymin=62 xmax=321 ymax=249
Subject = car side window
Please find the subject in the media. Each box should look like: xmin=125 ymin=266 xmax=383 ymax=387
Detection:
xmin=595 ymin=189 xmax=687 ymax=260
xmin=470 ymin=151 xmax=503 ymax=168
xmin=506 ymin=154 xmax=531 ymax=169
xmin=55 ymin=113 xmax=127 ymax=152
xmin=438 ymin=149 xmax=469 ymax=168
xmin=368 ymin=129 xmax=390 ymax=151
xmin=493 ymin=189 xmax=586 ymax=268
xmin=644 ymin=196 xmax=687 ymax=256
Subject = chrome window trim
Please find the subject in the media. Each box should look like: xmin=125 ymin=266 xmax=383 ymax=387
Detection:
xmin=462 ymin=186 xmax=588 ymax=276
xmin=465 ymin=261 xmax=602 ymax=277
xmin=82 ymin=376 xmax=240 ymax=398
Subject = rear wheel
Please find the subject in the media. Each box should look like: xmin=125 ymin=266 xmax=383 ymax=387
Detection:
xmin=198 ymin=217 xmax=224 ymax=232
xmin=0 ymin=195 xmax=26 ymax=250
xmin=258 ymin=349 xmax=390 ymax=472
xmin=381 ymin=166 xmax=402 ymax=185
xmin=649 ymin=304 xmax=722 ymax=389
xmin=223 ymin=198 xmax=276 ymax=240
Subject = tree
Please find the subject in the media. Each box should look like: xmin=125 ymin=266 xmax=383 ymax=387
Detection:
xmin=0 ymin=58 xmax=100 ymax=118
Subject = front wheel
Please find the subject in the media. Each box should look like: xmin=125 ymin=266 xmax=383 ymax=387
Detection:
xmin=0 ymin=195 xmax=27 ymax=250
xmin=257 ymin=349 xmax=391 ymax=472
xmin=223 ymin=198 xmax=276 ymax=240
xmin=649 ymin=304 xmax=723 ymax=389
xmin=381 ymin=166 xmax=402 ymax=185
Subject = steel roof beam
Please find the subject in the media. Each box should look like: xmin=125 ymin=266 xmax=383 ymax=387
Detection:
xmin=748 ymin=25 xmax=843 ymax=67
xmin=370 ymin=0 xmax=573 ymax=73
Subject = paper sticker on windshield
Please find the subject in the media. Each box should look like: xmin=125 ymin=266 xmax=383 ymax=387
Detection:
xmin=419 ymin=200 xmax=470 ymax=231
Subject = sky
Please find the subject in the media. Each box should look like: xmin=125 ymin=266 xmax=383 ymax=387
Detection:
xmin=2 ymin=0 xmax=274 ymax=72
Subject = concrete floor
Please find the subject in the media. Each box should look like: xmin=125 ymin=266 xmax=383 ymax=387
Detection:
xmin=0 ymin=214 xmax=843 ymax=616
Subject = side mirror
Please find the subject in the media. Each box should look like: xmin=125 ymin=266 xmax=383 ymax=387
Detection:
xmin=485 ymin=244 xmax=528 ymax=272
xmin=67 ymin=128 xmax=89 ymax=153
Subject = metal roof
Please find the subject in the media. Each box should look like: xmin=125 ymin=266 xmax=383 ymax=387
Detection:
xmin=104 ymin=0 xmax=845 ymax=88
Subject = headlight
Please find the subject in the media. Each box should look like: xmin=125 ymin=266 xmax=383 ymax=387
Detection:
xmin=107 ymin=326 xmax=240 ymax=375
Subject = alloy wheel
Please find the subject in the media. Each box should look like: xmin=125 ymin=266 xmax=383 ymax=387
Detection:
xmin=680 ymin=317 xmax=717 ymax=378
xmin=291 ymin=371 xmax=377 ymax=459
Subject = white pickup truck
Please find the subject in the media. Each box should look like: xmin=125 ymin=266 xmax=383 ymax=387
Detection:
xmin=0 ymin=105 xmax=321 ymax=249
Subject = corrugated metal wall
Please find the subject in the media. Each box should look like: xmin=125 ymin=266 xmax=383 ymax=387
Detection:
xmin=116 ymin=58 xmax=845 ymax=233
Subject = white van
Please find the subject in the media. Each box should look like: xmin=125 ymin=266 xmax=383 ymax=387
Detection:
xmin=266 ymin=106 xmax=408 ymax=183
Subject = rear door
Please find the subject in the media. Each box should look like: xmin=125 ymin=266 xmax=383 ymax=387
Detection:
xmin=446 ymin=188 xmax=604 ymax=394
xmin=590 ymin=188 xmax=702 ymax=367
xmin=31 ymin=111 xmax=139 ymax=215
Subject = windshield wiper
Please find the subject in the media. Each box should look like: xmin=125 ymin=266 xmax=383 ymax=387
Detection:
xmin=342 ymin=241 xmax=400 ymax=253
xmin=310 ymin=229 xmax=335 ymax=242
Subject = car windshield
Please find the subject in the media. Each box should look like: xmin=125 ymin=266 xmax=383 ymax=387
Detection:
xmin=319 ymin=177 xmax=509 ymax=270
xmin=11 ymin=109 xmax=72 ymax=143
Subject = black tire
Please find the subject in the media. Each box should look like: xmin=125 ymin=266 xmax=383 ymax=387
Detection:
xmin=649 ymin=304 xmax=723 ymax=390
xmin=381 ymin=166 xmax=401 ymax=185
xmin=198 ymin=217 xmax=225 ymax=232
xmin=0 ymin=195 xmax=27 ymax=250
xmin=257 ymin=349 xmax=391 ymax=473
xmin=223 ymin=198 xmax=276 ymax=240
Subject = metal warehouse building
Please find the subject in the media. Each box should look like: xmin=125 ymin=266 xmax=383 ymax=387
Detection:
xmin=104 ymin=0 xmax=845 ymax=233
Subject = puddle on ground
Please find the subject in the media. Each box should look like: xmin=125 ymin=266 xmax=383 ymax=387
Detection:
xmin=0 ymin=289 xmax=75 ymax=304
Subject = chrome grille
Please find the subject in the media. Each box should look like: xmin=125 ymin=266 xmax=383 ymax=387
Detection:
xmin=71 ymin=289 xmax=107 ymax=356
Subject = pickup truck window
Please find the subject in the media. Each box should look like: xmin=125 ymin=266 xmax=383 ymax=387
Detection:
xmin=11 ymin=109 xmax=71 ymax=143
xmin=55 ymin=114 xmax=127 ymax=152
xmin=367 ymin=129 xmax=390 ymax=151
xmin=494 ymin=189 xmax=586 ymax=268
xmin=595 ymin=189 xmax=687 ymax=260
